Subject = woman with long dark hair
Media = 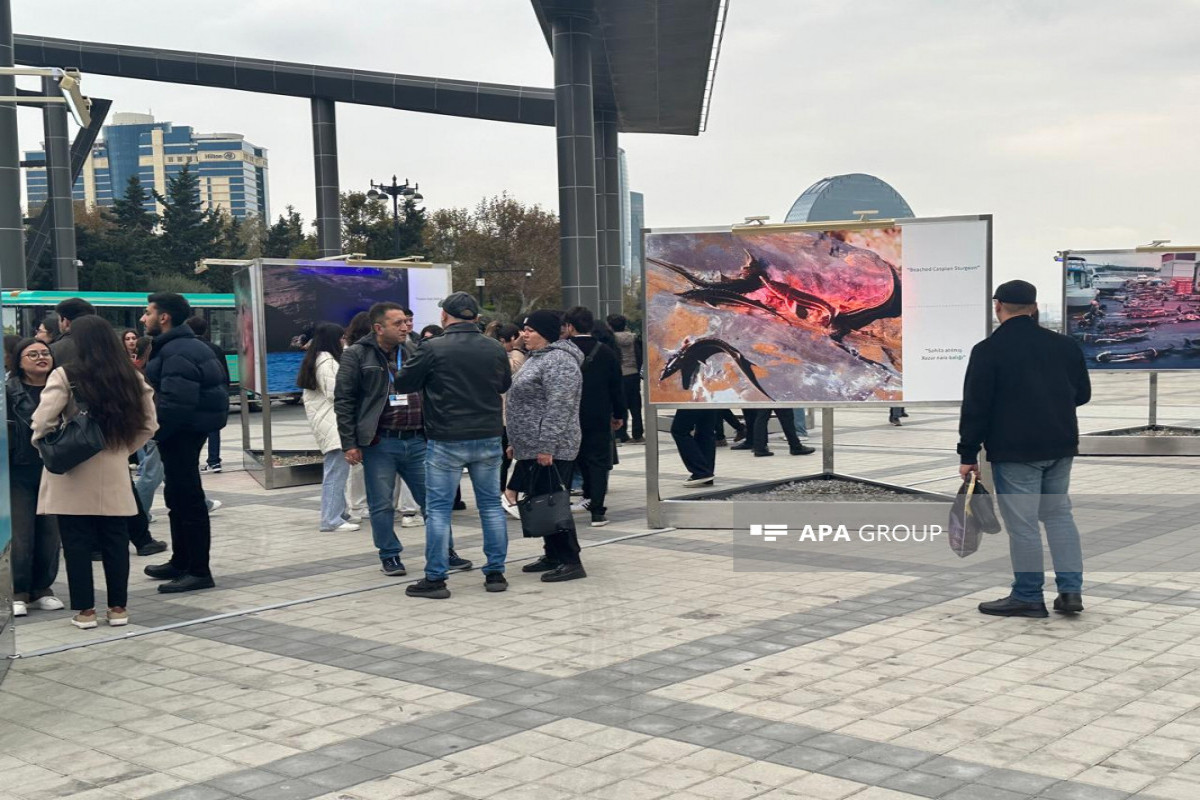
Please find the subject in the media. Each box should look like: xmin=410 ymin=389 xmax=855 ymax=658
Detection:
xmin=35 ymin=314 xmax=60 ymax=345
xmin=121 ymin=328 xmax=140 ymax=360
xmin=344 ymin=311 xmax=372 ymax=346
xmin=32 ymin=316 xmax=158 ymax=629
xmin=297 ymin=323 xmax=357 ymax=532
xmin=7 ymin=338 xmax=62 ymax=617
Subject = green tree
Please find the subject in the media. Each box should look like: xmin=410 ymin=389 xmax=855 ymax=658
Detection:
xmin=425 ymin=193 xmax=559 ymax=320
xmin=340 ymin=192 xmax=392 ymax=258
xmin=264 ymin=206 xmax=318 ymax=258
xmin=156 ymin=164 xmax=221 ymax=275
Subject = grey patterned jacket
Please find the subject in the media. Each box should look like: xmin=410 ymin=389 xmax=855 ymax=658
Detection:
xmin=505 ymin=339 xmax=584 ymax=461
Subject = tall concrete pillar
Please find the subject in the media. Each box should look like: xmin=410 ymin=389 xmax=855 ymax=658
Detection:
xmin=42 ymin=76 xmax=77 ymax=289
xmin=594 ymin=109 xmax=621 ymax=317
xmin=553 ymin=13 xmax=599 ymax=312
xmin=310 ymin=98 xmax=341 ymax=258
xmin=0 ymin=0 xmax=25 ymax=288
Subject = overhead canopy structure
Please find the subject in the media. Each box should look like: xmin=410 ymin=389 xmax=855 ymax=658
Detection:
xmin=530 ymin=0 xmax=726 ymax=135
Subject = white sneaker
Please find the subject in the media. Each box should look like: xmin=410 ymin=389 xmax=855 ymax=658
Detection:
xmin=12 ymin=601 xmax=27 ymax=617
xmin=324 ymin=521 xmax=360 ymax=532
xmin=400 ymin=515 xmax=423 ymax=528
xmin=570 ymin=500 xmax=591 ymax=515
xmin=206 ymin=499 xmax=223 ymax=514
xmin=501 ymin=497 xmax=522 ymax=520
xmin=33 ymin=596 xmax=64 ymax=611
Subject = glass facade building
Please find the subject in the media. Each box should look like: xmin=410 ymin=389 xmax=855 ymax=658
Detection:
xmin=25 ymin=112 xmax=269 ymax=220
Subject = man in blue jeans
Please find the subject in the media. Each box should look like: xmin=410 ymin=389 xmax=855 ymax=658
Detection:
xmin=958 ymin=280 xmax=1091 ymax=618
xmin=395 ymin=292 xmax=512 ymax=599
xmin=334 ymin=302 xmax=472 ymax=576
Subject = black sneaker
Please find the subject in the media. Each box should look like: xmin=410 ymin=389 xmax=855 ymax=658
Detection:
xmin=542 ymin=563 xmax=587 ymax=582
xmin=682 ymin=474 xmax=714 ymax=487
xmin=406 ymin=578 xmax=450 ymax=599
xmin=790 ymin=444 xmax=816 ymax=455
xmin=136 ymin=540 xmax=168 ymax=557
xmin=144 ymin=562 xmax=185 ymax=581
xmin=978 ymin=595 xmax=1049 ymax=618
xmin=590 ymin=514 xmax=609 ymax=527
xmin=484 ymin=573 xmax=508 ymax=592
xmin=715 ymin=438 xmax=729 ymax=447
xmin=730 ymin=441 xmax=753 ymax=451
xmin=1053 ymin=592 xmax=1084 ymax=614
xmin=448 ymin=550 xmax=473 ymax=571
xmin=522 ymin=557 xmax=561 ymax=573
xmin=453 ymin=499 xmax=468 ymax=511
xmin=753 ymin=450 xmax=775 ymax=457
xmin=380 ymin=557 xmax=407 ymax=576
xmin=200 ymin=464 xmax=223 ymax=474
xmin=158 ymin=574 xmax=216 ymax=594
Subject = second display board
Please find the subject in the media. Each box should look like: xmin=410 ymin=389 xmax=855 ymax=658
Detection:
xmin=644 ymin=215 xmax=992 ymax=405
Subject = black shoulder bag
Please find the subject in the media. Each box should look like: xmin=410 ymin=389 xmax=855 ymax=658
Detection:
xmin=37 ymin=379 xmax=106 ymax=475
xmin=518 ymin=464 xmax=575 ymax=538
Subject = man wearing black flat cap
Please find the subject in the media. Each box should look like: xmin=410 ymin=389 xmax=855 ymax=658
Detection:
xmin=958 ymin=279 xmax=1091 ymax=619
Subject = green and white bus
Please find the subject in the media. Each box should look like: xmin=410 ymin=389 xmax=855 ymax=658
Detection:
xmin=1 ymin=290 xmax=240 ymax=386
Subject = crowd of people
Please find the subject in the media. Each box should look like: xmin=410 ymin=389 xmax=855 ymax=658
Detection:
xmin=7 ymin=293 xmax=229 ymax=629
xmin=300 ymin=293 xmax=635 ymax=599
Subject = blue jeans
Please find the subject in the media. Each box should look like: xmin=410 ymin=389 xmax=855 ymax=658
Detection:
xmin=135 ymin=441 xmax=164 ymax=514
xmin=992 ymin=458 xmax=1084 ymax=602
xmin=207 ymin=430 xmax=221 ymax=467
xmin=320 ymin=450 xmax=351 ymax=530
xmin=362 ymin=434 xmax=428 ymax=561
xmin=424 ymin=437 xmax=508 ymax=581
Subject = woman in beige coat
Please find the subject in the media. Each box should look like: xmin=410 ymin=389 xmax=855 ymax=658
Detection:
xmin=32 ymin=316 xmax=158 ymax=629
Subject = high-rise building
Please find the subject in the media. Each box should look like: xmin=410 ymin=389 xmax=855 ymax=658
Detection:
xmin=25 ymin=112 xmax=269 ymax=220
xmin=617 ymin=148 xmax=645 ymax=286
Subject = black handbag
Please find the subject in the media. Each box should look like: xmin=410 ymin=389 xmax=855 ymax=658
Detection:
xmin=37 ymin=382 xmax=106 ymax=475
xmin=517 ymin=464 xmax=575 ymax=538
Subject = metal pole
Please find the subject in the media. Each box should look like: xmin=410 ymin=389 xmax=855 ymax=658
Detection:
xmin=0 ymin=0 xmax=25 ymax=288
xmin=552 ymin=13 xmax=600 ymax=311
xmin=310 ymin=98 xmax=340 ymax=258
xmin=646 ymin=408 xmax=663 ymax=528
xmin=42 ymin=76 xmax=77 ymax=289
xmin=1149 ymin=372 xmax=1158 ymax=427
xmin=821 ymin=407 xmax=834 ymax=474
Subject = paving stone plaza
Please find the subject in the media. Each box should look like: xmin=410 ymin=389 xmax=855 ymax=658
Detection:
xmin=0 ymin=372 xmax=1197 ymax=800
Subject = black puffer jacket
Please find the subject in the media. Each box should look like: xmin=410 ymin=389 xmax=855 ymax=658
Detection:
xmin=144 ymin=324 xmax=229 ymax=440
xmin=394 ymin=322 xmax=511 ymax=441
xmin=6 ymin=375 xmax=44 ymax=468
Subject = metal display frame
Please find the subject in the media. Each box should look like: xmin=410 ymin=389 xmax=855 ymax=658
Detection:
xmin=236 ymin=258 xmax=449 ymax=489
xmin=642 ymin=214 xmax=993 ymax=529
xmin=1061 ymin=247 xmax=1200 ymax=456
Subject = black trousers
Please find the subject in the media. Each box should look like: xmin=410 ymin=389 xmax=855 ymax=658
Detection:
xmin=500 ymin=427 xmax=511 ymax=495
xmin=715 ymin=409 xmax=743 ymax=438
xmin=620 ymin=375 xmax=644 ymax=440
xmin=574 ymin=429 xmax=614 ymax=516
xmin=751 ymin=408 xmax=803 ymax=453
xmin=508 ymin=459 xmax=582 ymax=566
xmin=671 ymin=409 xmax=718 ymax=479
xmin=160 ymin=431 xmax=213 ymax=577
xmin=127 ymin=478 xmax=153 ymax=549
xmin=9 ymin=465 xmax=60 ymax=600
xmin=60 ymin=515 xmax=129 ymax=610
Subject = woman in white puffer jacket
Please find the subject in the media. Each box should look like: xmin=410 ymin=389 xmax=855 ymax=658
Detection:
xmin=296 ymin=323 xmax=358 ymax=532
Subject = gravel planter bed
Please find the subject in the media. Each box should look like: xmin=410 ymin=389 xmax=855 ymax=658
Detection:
xmin=713 ymin=477 xmax=945 ymax=502
xmin=1099 ymin=427 xmax=1200 ymax=437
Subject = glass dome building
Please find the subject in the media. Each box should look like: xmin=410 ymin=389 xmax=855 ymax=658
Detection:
xmin=784 ymin=173 xmax=914 ymax=223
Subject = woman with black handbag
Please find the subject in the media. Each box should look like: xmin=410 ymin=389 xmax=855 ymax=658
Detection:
xmin=503 ymin=310 xmax=587 ymax=582
xmin=32 ymin=316 xmax=158 ymax=629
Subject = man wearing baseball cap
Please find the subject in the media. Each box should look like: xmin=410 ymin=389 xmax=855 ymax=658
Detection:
xmin=958 ymin=280 xmax=1091 ymax=618
xmin=394 ymin=292 xmax=512 ymax=598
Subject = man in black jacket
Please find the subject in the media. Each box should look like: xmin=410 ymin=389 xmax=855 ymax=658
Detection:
xmin=958 ymin=280 xmax=1091 ymax=619
xmin=394 ymin=292 xmax=511 ymax=599
xmin=186 ymin=316 xmax=230 ymax=474
xmin=564 ymin=306 xmax=626 ymax=527
xmin=141 ymin=292 xmax=229 ymax=593
xmin=48 ymin=297 xmax=95 ymax=369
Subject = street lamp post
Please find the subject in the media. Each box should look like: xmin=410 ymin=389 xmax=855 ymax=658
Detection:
xmin=367 ymin=175 xmax=422 ymax=257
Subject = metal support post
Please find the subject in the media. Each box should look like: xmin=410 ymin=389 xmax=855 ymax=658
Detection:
xmin=552 ymin=13 xmax=600 ymax=311
xmin=594 ymin=108 xmax=621 ymax=317
xmin=821 ymin=407 xmax=834 ymax=474
xmin=0 ymin=0 xmax=25 ymax=288
xmin=42 ymin=75 xmax=77 ymax=289
xmin=310 ymin=98 xmax=340 ymax=258
xmin=1149 ymin=372 xmax=1158 ymax=427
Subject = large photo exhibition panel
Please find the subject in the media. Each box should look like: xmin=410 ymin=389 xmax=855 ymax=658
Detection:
xmin=1063 ymin=249 xmax=1200 ymax=370
xmin=644 ymin=217 xmax=990 ymax=405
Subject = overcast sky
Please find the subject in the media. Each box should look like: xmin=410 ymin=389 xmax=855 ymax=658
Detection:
xmin=14 ymin=0 xmax=1200 ymax=300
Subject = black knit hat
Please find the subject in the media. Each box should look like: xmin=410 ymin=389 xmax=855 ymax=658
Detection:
xmin=993 ymin=279 xmax=1037 ymax=304
xmin=523 ymin=310 xmax=562 ymax=343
